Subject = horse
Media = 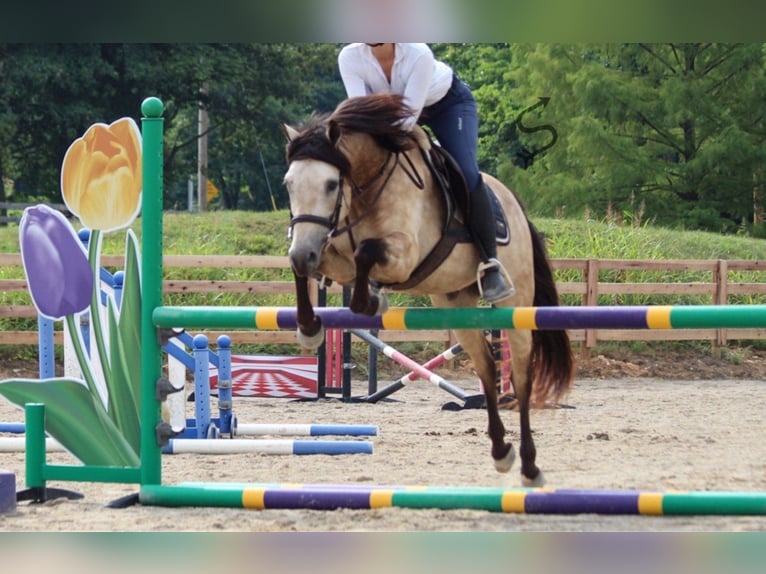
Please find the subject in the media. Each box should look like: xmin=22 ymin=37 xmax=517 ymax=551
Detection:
xmin=282 ymin=93 xmax=574 ymax=485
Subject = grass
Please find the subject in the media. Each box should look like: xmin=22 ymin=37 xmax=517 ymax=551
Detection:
xmin=3 ymin=209 xmax=766 ymax=368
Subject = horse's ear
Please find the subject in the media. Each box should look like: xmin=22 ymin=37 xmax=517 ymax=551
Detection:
xmin=327 ymin=120 xmax=341 ymax=146
xmin=282 ymin=124 xmax=300 ymax=142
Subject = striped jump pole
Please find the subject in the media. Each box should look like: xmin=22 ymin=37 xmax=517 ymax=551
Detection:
xmin=364 ymin=340 xmax=464 ymax=403
xmin=0 ymin=437 xmax=67 ymax=453
xmin=161 ymin=439 xmax=373 ymax=455
xmin=139 ymin=483 xmax=766 ymax=515
xmin=350 ymin=329 xmax=482 ymax=406
xmin=234 ymin=423 xmax=378 ymax=437
xmin=0 ymin=435 xmax=373 ymax=456
xmin=0 ymin=422 xmax=25 ymax=434
xmin=152 ymin=304 xmax=766 ymax=332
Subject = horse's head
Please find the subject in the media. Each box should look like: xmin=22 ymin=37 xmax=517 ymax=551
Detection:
xmin=282 ymin=95 xmax=416 ymax=279
xmin=282 ymin=119 xmax=349 ymax=278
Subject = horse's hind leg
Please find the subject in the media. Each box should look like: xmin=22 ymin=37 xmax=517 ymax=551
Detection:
xmin=458 ymin=327 xmax=515 ymax=471
xmin=431 ymin=291 xmax=514 ymax=472
xmin=505 ymin=329 xmax=544 ymax=486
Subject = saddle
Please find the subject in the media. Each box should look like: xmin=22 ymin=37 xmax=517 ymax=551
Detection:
xmin=385 ymin=127 xmax=510 ymax=291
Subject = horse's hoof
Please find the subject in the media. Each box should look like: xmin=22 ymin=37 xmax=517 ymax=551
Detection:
xmin=296 ymin=325 xmax=325 ymax=350
xmin=521 ymin=469 xmax=545 ymax=488
xmin=493 ymin=444 xmax=515 ymax=473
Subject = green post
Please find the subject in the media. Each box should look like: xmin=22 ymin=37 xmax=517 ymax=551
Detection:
xmin=24 ymin=403 xmax=46 ymax=489
xmin=140 ymin=97 xmax=165 ymax=486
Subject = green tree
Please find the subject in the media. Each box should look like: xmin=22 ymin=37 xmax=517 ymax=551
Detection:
xmin=0 ymin=43 xmax=345 ymax=213
xmin=432 ymin=43 xmax=524 ymax=177
xmin=200 ymin=44 xmax=344 ymax=212
xmin=503 ymin=43 xmax=766 ymax=233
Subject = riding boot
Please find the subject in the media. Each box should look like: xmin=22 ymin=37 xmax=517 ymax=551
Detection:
xmin=468 ymin=181 xmax=515 ymax=303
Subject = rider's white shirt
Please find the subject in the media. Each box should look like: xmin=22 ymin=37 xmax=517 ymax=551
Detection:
xmin=338 ymin=43 xmax=453 ymax=130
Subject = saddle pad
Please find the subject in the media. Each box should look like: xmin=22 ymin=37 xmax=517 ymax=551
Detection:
xmin=490 ymin=191 xmax=510 ymax=246
xmin=425 ymin=143 xmax=510 ymax=245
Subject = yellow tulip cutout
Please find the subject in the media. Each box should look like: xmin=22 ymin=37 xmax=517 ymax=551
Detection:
xmin=61 ymin=117 xmax=142 ymax=232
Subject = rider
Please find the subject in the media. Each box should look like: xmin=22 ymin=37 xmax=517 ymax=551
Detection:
xmin=337 ymin=43 xmax=515 ymax=304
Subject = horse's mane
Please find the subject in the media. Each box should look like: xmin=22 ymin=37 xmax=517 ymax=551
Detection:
xmin=285 ymin=94 xmax=416 ymax=174
xmin=329 ymin=94 xmax=416 ymax=154
xmin=285 ymin=112 xmax=351 ymax=175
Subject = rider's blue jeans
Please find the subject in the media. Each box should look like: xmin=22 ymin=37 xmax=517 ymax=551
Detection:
xmin=419 ymin=73 xmax=482 ymax=192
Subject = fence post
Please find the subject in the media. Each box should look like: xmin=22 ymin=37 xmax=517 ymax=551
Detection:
xmin=583 ymin=258 xmax=600 ymax=358
xmin=714 ymin=259 xmax=729 ymax=350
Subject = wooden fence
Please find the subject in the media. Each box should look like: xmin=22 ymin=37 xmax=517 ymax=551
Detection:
xmin=2 ymin=254 xmax=766 ymax=352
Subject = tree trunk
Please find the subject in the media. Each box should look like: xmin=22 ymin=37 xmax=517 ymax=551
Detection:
xmin=0 ymin=157 xmax=7 ymax=227
xmin=754 ymin=167 xmax=764 ymax=225
xmin=197 ymin=82 xmax=209 ymax=213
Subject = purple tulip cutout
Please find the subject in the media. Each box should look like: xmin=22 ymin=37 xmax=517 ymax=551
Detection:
xmin=19 ymin=205 xmax=94 ymax=320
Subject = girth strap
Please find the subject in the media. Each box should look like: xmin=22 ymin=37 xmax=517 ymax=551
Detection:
xmin=381 ymin=145 xmax=472 ymax=291
xmin=384 ymin=216 xmax=470 ymax=291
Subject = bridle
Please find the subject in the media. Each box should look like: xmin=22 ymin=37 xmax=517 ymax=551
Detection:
xmin=288 ymin=148 xmax=424 ymax=249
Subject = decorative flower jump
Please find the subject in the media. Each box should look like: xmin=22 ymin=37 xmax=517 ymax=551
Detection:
xmin=0 ymin=117 xmax=144 ymax=467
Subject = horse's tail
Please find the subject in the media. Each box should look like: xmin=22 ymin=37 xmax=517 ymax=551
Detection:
xmin=527 ymin=219 xmax=576 ymax=406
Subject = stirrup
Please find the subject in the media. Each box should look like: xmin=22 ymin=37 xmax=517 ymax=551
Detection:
xmin=477 ymin=258 xmax=516 ymax=303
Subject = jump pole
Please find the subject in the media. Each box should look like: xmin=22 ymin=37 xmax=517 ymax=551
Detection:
xmin=151 ymin=304 xmax=766 ymax=332
xmin=0 ymin=437 xmax=67 ymax=453
xmin=363 ymin=340 xmax=464 ymax=403
xmin=235 ymin=423 xmax=378 ymax=437
xmin=349 ymin=329 xmax=481 ymax=406
xmin=161 ymin=438 xmax=372 ymax=455
xmin=0 ymin=434 xmax=374 ymax=455
xmin=0 ymin=423 xmax=25 ymax=434
xmin=139 ymin=483 xmax=766 ymax=515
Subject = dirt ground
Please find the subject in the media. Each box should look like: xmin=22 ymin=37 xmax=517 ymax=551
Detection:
xmin=1 ymin=346 xmax=766 ymax=532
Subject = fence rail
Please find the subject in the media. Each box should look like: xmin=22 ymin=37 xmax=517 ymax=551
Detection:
xmin=2 ymin=253 xmax=766 ymax=351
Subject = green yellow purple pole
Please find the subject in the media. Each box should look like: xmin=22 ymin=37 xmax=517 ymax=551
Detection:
xmin=140 ymin=97 xmax=164 ymax=485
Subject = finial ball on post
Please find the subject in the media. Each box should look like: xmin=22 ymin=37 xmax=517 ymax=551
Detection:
xmin=141 ymin=97 xmax=164 ymax=118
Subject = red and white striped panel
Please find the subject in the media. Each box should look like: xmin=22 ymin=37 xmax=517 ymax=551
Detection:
xmin=209 ymin=355 xmax=318 ymax=399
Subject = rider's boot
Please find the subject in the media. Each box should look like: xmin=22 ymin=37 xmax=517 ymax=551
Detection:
xmin=468 ymin=181 xmax=515 ymax=304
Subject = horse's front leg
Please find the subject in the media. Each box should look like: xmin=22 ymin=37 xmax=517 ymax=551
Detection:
xmin=293 ymin=274 xmax=325 ymax=349
xmin=349 ymin=238 xmax=389 ymax=315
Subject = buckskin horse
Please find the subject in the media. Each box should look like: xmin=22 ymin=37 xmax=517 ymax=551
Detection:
xmin=282 ymin=93 xmax=574 ymax=485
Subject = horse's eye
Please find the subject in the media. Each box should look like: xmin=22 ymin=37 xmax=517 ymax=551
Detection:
xmin=325 ymin=180 xmax=339 ymax=194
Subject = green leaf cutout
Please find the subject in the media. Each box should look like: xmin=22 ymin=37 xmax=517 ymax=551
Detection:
xmin=119 ymin=230 xmax=143 ymax=422
xmin=0 ymin=378 xmax=140 ymax=467
xmin=105 ymin=229 xmax=143 ymax=452
xmin=107 ymin=298 xmax=141 ymax=453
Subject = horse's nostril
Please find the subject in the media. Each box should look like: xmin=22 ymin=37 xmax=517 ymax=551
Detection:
xmin=289 ymin=247 xmax=318 ymax=277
